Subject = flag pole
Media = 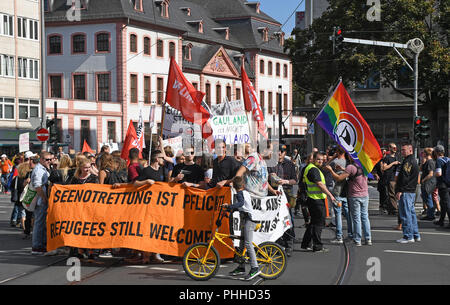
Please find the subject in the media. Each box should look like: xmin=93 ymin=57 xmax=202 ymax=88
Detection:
xmin=305 ymin=77 xmax=342 ymax=134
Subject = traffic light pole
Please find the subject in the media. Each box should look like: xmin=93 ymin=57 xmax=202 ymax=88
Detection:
xmin=339 ymin=36 xmax=424 ymax=158
xmin=40 ymin=0 xmax=47 ymax=152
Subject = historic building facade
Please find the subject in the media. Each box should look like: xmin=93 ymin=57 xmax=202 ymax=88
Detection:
xmin=44 ymin=0 xmax=306 ymax=152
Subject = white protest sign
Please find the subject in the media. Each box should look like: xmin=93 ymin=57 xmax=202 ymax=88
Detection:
xmin=99 ymin=142 xmax=119 ymax=152
xmin=162 ymin=136 xmax=183 ymax=157
xmin=210 ymin=114 xmax=251 ymax=144
xmin=19 ymin=133 xmax=29 ymax=153
xmin=231 ymin=187 xmax=292 ymax=246
xmin=210 ymin=100 xmax=246 ymax=116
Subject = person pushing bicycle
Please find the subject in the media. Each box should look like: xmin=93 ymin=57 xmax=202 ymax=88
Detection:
xmin=223 ymin=176 xmax=261 ymax=281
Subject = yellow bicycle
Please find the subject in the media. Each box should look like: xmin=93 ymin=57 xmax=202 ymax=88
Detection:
xmin=182 ymin=204 xmax=287 ymax=281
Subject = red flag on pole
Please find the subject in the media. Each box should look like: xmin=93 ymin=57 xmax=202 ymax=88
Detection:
xmin=241 ymin=66 xmax=268 ymax=139
xmin=165 ymin=56 xmax=214 ymax=148
xmin=81 ymin=139 xmax=94 ymax=154
xmin=165 ymin=56 xmax=209 ymax=125
xmin=121 ymin=120 xmax=142 ymax=162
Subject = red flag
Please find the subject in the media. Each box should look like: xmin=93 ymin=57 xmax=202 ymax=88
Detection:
xmin=81 ymin=139 xmax=94 ymax=154
xmin=165 ymin=56 xmax=209 ymax=125
xmin=121 ymin=120 xmax=142 ymax=162
xmin=165 ymin=56 xmax=214 ymax=149
xmin=241 ymin=66 xmax=268 ymax=139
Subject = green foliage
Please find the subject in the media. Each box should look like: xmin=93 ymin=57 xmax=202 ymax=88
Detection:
xmin=286 ymin=0 xmax=449 ymax=106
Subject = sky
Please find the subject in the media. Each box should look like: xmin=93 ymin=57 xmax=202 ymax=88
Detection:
xmin=258 ymin=0 xmax=306 ymax=36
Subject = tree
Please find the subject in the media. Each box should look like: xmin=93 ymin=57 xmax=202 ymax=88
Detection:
xmin=285 ymin=0 xmax=449 ymax=109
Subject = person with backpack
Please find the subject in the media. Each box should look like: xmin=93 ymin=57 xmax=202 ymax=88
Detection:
xmin=1 ymin=154 xmax=13 ymax=194
xmin=419 ymin=148 xmax=437 ymax=221
xmin=324 ymin=147 xmax=353 ymax=243
xmin=326 ymin=156 xmax=371 ymax=246
xmin=433 ymin=145 xmax=450 ymax=227
xmin=99 ymin=154 xmax=128 ymax=185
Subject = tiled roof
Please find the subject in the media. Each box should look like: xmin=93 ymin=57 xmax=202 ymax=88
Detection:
xmin=45 ymin=0 xmax=288 ymax=75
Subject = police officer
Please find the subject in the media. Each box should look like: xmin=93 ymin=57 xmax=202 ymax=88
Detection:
xmin=300 ymin=151 xmax=336 ymax=253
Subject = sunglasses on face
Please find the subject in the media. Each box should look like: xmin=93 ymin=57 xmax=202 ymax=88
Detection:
xmin=45 ymin=158 xmax=53 ymax=161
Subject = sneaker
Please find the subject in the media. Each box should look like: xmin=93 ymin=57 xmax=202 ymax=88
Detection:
xmin=99 ymin=250 xmax=113 ymax=258
xmin=433 ymin=220 xmax=444 ymax=227
xmin=396 ymin=238 xmax=414 ymax=244
xmin=300 ymin=246 xmax=313 ymax=252
xmin=414 ymin=237 xmax=421 ymax=242
xmin=354 ymin=240 xmax=362 ymax=247
xmin=243 ymin=267 xmax=261 ymax=281
xmin=313 ymin=247 xmax=329 ymax=253
xmin=31 ymin=248 xmax=46 ymax=255
xmin=229 ymin=266 xmax=246 ymax=276
xmin=365 ymin=240 xmax=373 ymax=246
xmin=330 ymin=238 xmax=343 ymax=244
xmin=285 ymin=247 xmax=292 ymax=257
xmin=44 ymin=249 xmax=59 ymax=256
xmin=420 ymin=216 xmax=435 ymax=221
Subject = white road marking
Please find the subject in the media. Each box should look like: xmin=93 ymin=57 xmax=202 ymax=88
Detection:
xmin=384 ymin=250 xmax=450 ymax=257
xmin=372 ymin=229 xmax=450 ymax=236
xmin=149 ymin=267 xmax=179 ymax=272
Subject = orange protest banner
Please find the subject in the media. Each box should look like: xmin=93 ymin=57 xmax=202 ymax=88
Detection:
xmin=47 ymin=182 xmax=234 ymax=258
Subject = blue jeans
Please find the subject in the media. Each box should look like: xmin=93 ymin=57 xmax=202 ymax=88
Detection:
xmin=10 ymin=204 xmax=25 ymax=222
xmin=333 ymin=196 xmax=353 ymax=239
xmin=32 ymin=201 xmax=48 ymax=250
xmin=420 ymin=187 xmax=435 ymax=218
xmin=398 ymin=193 xmax=420 ymax=240
xmin=348 ymin=196 xmax=371 ymax=243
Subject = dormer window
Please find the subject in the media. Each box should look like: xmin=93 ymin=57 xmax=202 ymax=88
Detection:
xmin=180 ymin=7 xmax=191 ymax=16
xmin=131 ymin=0 xmax=143 ymax=12
xmin=258 ymin=27 xmax=269 ymax=42
xmin=155 ymin=0 xmax=169 ymax=18
xmin=70 ymin=0 xmax=87 ymax=10
xmin=274 ymin=31 xmax=285 ymax=46
xmin=183 ymin=43 xmax=193 ymax=61
xmin=213 ymin=27 xmax=230 ymax=40
xmin=186 ymin=20 xmax=204 ymax=34
xmin=245 ymin=2 xmax=260 ymax=14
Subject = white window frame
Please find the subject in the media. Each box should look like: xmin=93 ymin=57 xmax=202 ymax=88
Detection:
xmin=17 ymin=17 xmax=38 ymax=40
xmin=0 ymin=97 xmax=15 ymax=120
xmin=18 ymin=98 xmax=40 ymax=120
xmin=2 ymin=55 xmax=15 ymax=77
xmin=1 ymin=14 xmax=14 ymax=37
xmin=18 ymin=57 xmax=39 ymax=80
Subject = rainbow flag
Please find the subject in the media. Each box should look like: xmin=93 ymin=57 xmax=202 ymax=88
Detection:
xmin=315 ymin=81 xmax=382 ymax=176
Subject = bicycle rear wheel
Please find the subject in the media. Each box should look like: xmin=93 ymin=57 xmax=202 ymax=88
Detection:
xmin=256 ymin=241 xmax=287 ymax=280
xmin=182 ymin=242 xmax=220 ymax=281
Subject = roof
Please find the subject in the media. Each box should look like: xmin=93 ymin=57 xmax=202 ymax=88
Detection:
xmin=45 ymin=0 xmax=288 ymax=75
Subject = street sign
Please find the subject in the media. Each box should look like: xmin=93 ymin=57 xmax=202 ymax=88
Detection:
xmin=36 ymin=128 xmax=49 ymax=142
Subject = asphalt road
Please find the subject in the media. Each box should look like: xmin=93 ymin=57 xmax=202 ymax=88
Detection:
xmin=1 ymin=186 xmax=449 ymax=287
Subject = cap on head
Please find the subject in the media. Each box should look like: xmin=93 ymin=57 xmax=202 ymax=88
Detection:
xmin=24 ymin=151 xmax=37 ymax=159
xmin=434 ymin=145 xmax=445 ymax=154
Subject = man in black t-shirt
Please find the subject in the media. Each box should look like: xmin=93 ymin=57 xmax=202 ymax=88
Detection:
xmin=207 ymin=140 xmax=241 ymax=188
xmin=381 ymin=143 xmax=401 ymax=215
xmin=134 ymin=150 xmax=165 ymax=187
xmin=171 ymin=147 xmax=204 ymax=185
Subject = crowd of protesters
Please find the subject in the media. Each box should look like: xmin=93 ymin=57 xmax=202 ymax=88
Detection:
xmin=1 ymin=138 xmax=449 ymax=260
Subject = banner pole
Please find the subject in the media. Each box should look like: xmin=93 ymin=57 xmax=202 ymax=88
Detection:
xmin=305 ymin=77 xmax=342 ymax=134
xmin=159 ymin=101 xmax=166 ymax=139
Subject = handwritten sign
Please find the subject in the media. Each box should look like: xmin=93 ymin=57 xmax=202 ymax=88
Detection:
xmin=210 ymin=114 xmax=250 ymax=144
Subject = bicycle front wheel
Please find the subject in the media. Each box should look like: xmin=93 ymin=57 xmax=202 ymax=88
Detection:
xmin=256 ymin=241 xmax=287 ymax=280
xmin=182 ymin=242 xmax=220 ymax=281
